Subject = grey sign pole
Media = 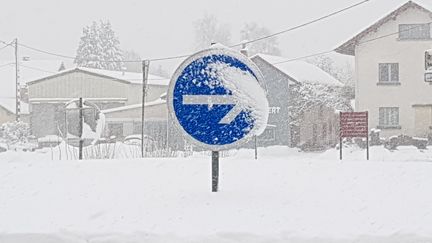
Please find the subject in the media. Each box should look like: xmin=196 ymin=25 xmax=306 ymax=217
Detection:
xmin=212 ymin=151 xmax=219 ymax=192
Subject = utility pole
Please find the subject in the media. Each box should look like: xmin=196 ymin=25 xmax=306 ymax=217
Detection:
xmin=14 ymin=38 xmax=20 ymax=121
xmin=141 ymin=60 xmax=150 ymax=158
xmin=78 ymin=98 xmax=83 ymax=160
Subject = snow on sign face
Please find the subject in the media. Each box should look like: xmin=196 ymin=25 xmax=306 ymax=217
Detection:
xmin=168 ymin=47 xmax=269 ymax=150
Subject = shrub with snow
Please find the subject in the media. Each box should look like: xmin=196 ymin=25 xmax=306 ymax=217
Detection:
xmin=0 ymin=121 xmax=31 ymax=146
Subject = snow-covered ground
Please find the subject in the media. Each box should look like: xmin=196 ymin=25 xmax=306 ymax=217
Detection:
xmin=1 ymin=145 xmax=432 ymax=242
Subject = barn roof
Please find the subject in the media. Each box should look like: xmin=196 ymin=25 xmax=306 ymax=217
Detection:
xmin=335 ymin=1 xmax=432 ymax=56
xmin=27 ymin=67 xmax=170 ymax=86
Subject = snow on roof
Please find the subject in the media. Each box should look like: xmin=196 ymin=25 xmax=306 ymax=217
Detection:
xmin=0 ymin=97 xmax=29 ymax=114
xmin=253 ymin=54 xmax=343 ymax=87
xmin=101 ymin=98 xmax=166 ymax=114
xmin=78 ymin=67 xmax=170 ymax=86
xmin=26 ymin=67 xmax=170 ymax=86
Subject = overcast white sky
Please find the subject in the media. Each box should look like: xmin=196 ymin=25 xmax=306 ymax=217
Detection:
xmin=0 ymin=0 xmax=431 ymax=73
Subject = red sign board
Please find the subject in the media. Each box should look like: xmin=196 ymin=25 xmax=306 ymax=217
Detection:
xmin=340 ymin=112 xmax=368 ymax=138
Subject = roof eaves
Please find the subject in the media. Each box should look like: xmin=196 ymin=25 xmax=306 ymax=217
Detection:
xmin=251 ymin=55 xmax=300 ymax=85
xmin=335 ymin=1 xmax=432 ymax=56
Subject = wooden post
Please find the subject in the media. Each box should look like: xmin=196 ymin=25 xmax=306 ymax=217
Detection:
xmin=366 ymin=111 xmax=369 ymax=160
xmin=141 ymin=60 xmax=150 ymax=158
xmin=14 ymin=38 xmax=20 ymax=121
xmin=339 ymin=111 xmax=342 ymax=160
xmin=78 ymin=97 xmax=83 ymax=160
xmin=212 ymin=151 xmax=219 ymax=192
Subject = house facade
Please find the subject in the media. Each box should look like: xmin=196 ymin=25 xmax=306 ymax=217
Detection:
xmin=251 ymin=54 xmax=343 ymax=149
xmin=336 ymin=1 xmax=432 ymax=138
xmin=27 ymin=67 xmax=169 ymax=138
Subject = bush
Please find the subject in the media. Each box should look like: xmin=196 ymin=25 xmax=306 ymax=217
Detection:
xmin=0 ymin=121 xmax=30 ymax=145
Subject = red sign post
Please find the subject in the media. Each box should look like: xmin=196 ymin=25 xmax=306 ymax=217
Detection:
xmin=339 ymin=111 xmax=369 ymax=160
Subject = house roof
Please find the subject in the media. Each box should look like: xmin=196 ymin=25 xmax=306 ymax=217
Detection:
xmin=27 ymin=67 xmax=170 ymax=86
xmin=0 ymin=60 xmax=66 ymax=97
xmin=0 ymin=97 xmax=29 ymax=115
xmin=252 ymin=54 xmax=344 ymax=87
xmin=101 ymin=98 xmax=166 ymax=114
xmin=335 ymin=1 xmax=432 ymax=56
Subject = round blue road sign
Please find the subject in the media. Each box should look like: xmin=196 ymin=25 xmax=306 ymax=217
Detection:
xmin=168 ymin=47 xmax=268 ymax=150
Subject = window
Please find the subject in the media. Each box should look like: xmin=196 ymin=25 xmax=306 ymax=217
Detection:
xmin=379 ymin=107 xmax=399 ymax=127
xmin=399 ymin=23 xmax=431 ymax=40
xmin=259 ymin=126 xmax=276 ymax=141
xmin=379 ymin=63 xmax=399 ymax=83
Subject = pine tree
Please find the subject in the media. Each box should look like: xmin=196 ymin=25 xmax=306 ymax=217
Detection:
xmin=74 ymin=20 xmax=124 ymax=70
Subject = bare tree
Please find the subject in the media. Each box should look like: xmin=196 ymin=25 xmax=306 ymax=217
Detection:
xmin=193 ymin=14 xmax=231 ymax=50
xmin=240 ymin=22 xmax=281 ymax=56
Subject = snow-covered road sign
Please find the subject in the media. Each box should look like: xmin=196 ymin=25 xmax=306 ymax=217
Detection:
xmin=168 ymin=47 xmax=269 ymax=150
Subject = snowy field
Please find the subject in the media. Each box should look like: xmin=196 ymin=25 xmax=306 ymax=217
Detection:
xmin=1 ymin=145 xmax=432 ymax=242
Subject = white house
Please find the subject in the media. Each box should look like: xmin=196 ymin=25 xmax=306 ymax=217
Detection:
xmin=336 ymin=1 xmax=432 ymax=138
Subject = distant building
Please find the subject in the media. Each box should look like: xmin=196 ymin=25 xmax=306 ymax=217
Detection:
xmin=0 ymin=98 xmax=30 ymax=125
xmin=336 ymin=1 xmax=432 ymax=138
xmin=252 ymin=54 xmax=344 ymax=149
xmin=27 ymin=67 xmax=169 ymax=138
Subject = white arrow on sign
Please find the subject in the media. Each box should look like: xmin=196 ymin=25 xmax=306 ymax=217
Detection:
xmin=182 ymin=95 xmax=242 ymax=124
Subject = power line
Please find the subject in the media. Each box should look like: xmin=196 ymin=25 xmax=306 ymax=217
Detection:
xmin=271 ymin=21 xmax=432 ymax=65
xmin=19 ymin=64 xmax=58 ymax=74
xmin=10 ymin=0 xmax=371 ymax=64
xmin=230 ymin=0 xmax=372 ymax=48
xmin=0 ymin=62 xmax=14 ymax=69
xmin=0 ymin=40 xmax=14 ymax=52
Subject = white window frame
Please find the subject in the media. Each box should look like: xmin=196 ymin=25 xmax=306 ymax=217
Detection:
xmin=398 ymin=23 xmax=431 ymax=40
xmin=379 ymin=107 xmax=400 ymax=128
xmin=379 ymin=63 xmax=399 ymax=83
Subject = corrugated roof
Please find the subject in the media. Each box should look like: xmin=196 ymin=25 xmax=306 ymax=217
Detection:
xmin=27 ymin=67 xmax=170 ymax=86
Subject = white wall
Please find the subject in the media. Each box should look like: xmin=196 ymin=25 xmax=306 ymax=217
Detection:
xmin=355 ymin=7 xmax=432 ymax=138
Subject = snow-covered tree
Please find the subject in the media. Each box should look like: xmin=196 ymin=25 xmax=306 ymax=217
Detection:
xmin=75 ymin=20 xmax=124 ymax=70
xmin=240 ymin=22 xmax=281 ymax=56
xmin=123 ymin=50 xmax=141 ymax=72
xmin=288 ymin=83 xmax=351 ymax=127
xmin=194 ymin=14 xmax=231 ymax=50
xmin=307 ymin=55 xmax=355 ymax=101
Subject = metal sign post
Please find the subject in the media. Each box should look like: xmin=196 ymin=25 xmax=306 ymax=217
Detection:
xmin=340 ymin=111 xmax=369 ymax=160
xmin=167 ymin=47 xmax=268 ymax=192
xmin=212 ymin=151 xmax=219 ymax=192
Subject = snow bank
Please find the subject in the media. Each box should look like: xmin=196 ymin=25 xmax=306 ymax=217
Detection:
xmin=1 ymin=146 xmax=432 ymax=242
